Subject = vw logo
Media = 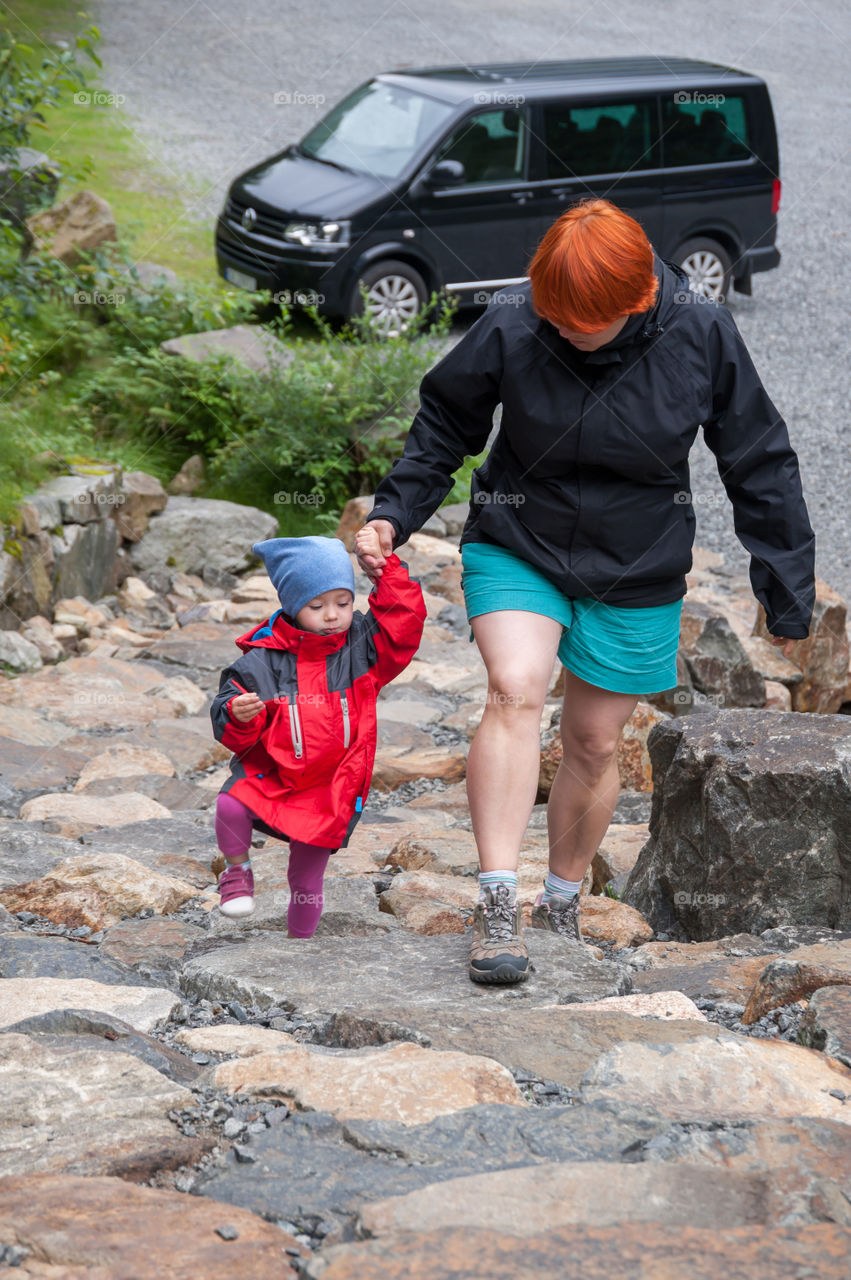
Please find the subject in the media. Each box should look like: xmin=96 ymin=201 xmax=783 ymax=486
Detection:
xmin=241 ymin=206 xmax=257 ymax=230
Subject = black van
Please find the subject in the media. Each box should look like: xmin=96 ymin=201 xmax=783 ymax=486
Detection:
xmin=215 ymin=56 xmax=781 ymax=332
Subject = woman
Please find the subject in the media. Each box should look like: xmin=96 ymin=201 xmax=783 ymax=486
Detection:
xmin=356 ymin=197 xmax=815 ymax=986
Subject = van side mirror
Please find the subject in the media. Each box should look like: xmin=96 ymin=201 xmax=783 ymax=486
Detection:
xmin=423 ymin=158 xmax=466 ymax=187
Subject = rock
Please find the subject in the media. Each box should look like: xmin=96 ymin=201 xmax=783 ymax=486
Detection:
xmin=538 ymin=701 xmax=666 ymax=799
xmin=208 ymin=881 xmax=397 ymax=939
xmin=139 ymin=620 xmax=240 ymax=675
xmin=0 ymin=1174 xmax=307 ymax=1272
xmin=100 ymin=917 xmax=206 ymax=980
xmin=114 ymin=471 xmax=168 ymax=541
xmin=181 ymin=931 xmax=632 ymax=1022
xmin=378 ymin=870 xmax=477 ymax=911
xmin=591 ymin=824 xmax=649 ymax=893
xmin=174 ymin=1025 xmax=297 ymax=1057
xmin=0 ymin=732 xmax=92 ymax=795
xmin=623 ymin=708 xmax=851 ymax=939
xmin=26 ymin=189 xmax=117 ymax=265
xmin=577 ymin=1032 xmax=851 ymax=1124
xmin=73 ymin=744 xmax=176 ymax=791
xmin=0 ymin=1035 xmax=206 ymax=1179
xmin=130 ymin=496 xmax=277 ymax=578
xmin=127 ymin=718 xmax=232 ymax=772
xmin=562 ymin=992 xmax=707 ymax=1020
xmin=0 ymin=654 xmax=181 ymax=730
xmin=51 ymin=516 xmax=121 ymax=601
xmin=741 ymin=942 xmax=851 ymax=1023
xmin=0 ymin=932 xmax=150 ymax=986
xmin=754 ymin=580 xmax=849 ymax=714
xmin=578 ymin=895 xmax=654 ymax=947
xmin=0 ymin=820 xmax=84 ymax=889
xmin=79 ymin=814 xmax=219 ymax=878
xmin=0 ymin=977 xmax=179 ymax=1033
xmin=379 ymin=891 xmax=466 ymax=934
xmin=19 ymin=791 xmax=173 ymax=837
xmin=26 ymin=469 xmax=122 ymax=526
xmin=764 ymin=678 xmax=793 ymax=710
xmin=146 ymin=673 xmax=209 ymax=715
xmin=52 ymin=595 xmax=111 ymax=634
xmin=0 ymin=630 xmax=42 ymax=672
xmin=160 ymin=325 xmax=295 ymax=377
xmin=371 ymin=745 xmax=467 ymax=790
xmin=0 ymin=529 xmax=54 ymax=622
xmin=2 ymin=1008 xmax=202 ymax=1084
xmin=798 ymin=987 xmax=851 ymax=1068
xmin=335 ymin=495 xmax=376 ymax=551
xmin=357 ymin=1160 xmax=769 ymax=1238
xmin=301 ymin=1224 xmax=851 ymax=1279
xmin=377 ymin=698 xmax=444 ymax=727
xmin=166 ymin=453 xmax=206 ymax=495
xmin=214 ymin=1041 xmax=525 ymax=1124
xmin=678 ymin=601 xmax=766 ymax=707
xmin=19 ymin=614 xmax=64 ymax=662
xmin=0 ymin=851 xmax=198 ymax=930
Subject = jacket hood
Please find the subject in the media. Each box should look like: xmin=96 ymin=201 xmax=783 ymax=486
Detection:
xmin=234 ymin=608 xmax=351 ymax=654
xmin=543 ymin=252 xmax=691 ymax=367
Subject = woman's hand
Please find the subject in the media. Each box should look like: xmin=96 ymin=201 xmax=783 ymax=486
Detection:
xmin=230 ymin=692 xmax=265 ymax=723
xmin=355 ymin=519 xmax=395 ymax=583
xmin=769 ymin=636 xmax=800 ymax=660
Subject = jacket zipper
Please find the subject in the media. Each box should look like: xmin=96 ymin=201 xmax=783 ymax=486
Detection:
xmin=340 ymin=690 xmax=351 ymax=748
xmin=288 ymin=695 xmax=303 ymax=759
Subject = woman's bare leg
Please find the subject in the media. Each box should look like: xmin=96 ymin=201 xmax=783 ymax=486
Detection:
xmin=546 ymin=669 xmax=639 ymax=882
xmin=466 ymin=611 xmax=563 ymax=872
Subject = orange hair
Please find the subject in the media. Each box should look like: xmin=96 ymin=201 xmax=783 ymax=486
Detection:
xmin=528 ymin=198 xmax=658 ymax=333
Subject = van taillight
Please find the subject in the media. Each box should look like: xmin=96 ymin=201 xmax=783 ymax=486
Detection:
xmin=772 ymin=179 xmax=781 ymax=216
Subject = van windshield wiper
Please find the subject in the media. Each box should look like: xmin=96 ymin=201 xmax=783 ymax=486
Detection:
xmin=293 ymin=144 xmax=355 ymax=174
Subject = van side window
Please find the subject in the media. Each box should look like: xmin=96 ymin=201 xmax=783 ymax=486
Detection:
xmin=541 ymin=100 xmax=654 ymax=179
xmin=434 ymin=108 xmax=527 ymax=184
xmin=662 ymin=95 xmax=751 ymax=166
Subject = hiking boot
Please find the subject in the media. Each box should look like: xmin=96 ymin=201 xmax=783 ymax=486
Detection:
xmin=468 ymin=883 xmax=529 ymax=984
xmin=218 ymin=862 xmax=255 ymax=917
xmin=530 ymin=884 xmax=583 ymax=942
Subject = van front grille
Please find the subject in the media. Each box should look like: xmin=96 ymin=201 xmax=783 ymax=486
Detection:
xmin=225 ymin=194 xmax=290 ymax=240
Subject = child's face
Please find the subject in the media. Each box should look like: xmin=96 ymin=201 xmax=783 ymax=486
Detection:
xmin=294 ymin=588 xmax=355 ymax=635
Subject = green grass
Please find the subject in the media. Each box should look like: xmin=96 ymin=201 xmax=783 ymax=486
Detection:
xmin=2 ymin=1 xmax=219 ymax=285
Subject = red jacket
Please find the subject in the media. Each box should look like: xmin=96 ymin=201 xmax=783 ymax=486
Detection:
xmin=210 ymin=553 xmax=426 ymax=849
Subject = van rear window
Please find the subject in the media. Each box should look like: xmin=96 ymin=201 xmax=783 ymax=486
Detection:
xmin=541 ymin=100 xmax=654 ymax=179
xmin=662 ymin=94 xmax=751 ymax=166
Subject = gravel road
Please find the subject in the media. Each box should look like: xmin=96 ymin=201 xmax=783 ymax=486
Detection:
xmin=87 ymin=0 xmax=851 ymax=605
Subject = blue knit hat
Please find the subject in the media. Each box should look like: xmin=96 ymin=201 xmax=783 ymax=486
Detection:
xmin=252 ymin=536 xmax=355 ymax=621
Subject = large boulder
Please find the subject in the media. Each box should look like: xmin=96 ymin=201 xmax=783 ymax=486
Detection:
xmin=113 ymin=471 xmax=168 ymax=541
xmin=129 ymin=496 xmax=277 ymax=577
xmin=25 ymin=189 xmax=117 ymax=266
xmin=753 ymin=580 xmax=849 ymax=714
xmin=160 ymin=324 xmax=295 ymax=377
xmin=623 ymin=708 xmax=851 ymax=939
xmin=678 ymin=601 xmax=766 ymax=708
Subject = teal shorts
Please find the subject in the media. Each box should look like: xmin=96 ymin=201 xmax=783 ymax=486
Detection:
xmin=460 ymin=541 xmax=682 ymax=696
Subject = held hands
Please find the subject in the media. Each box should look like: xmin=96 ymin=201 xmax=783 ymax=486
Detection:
xmin=230 ymin=692 xmax=265 ymax=723
xmin=354 ymin=520 xmax=395 ymax=584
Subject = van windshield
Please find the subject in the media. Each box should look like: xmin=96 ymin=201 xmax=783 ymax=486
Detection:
xmin=299 ymin=80 xmax=455 ymax=181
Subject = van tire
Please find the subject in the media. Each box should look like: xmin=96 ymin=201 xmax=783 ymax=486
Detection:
xmin=674 ymin=239 xmax=732 ymax=304
xmin=348 ymin=259 xmax=428 ymax=333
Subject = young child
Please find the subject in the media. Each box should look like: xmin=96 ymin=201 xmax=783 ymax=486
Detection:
xmin=210 ymin=528 xmax=426 ymax=934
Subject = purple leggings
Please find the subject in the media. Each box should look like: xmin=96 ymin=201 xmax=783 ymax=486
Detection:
xmin=215 ymin=792 xmax=334 ymax=938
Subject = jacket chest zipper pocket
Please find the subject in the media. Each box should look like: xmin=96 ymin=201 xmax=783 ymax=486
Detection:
xmin=287 ymin=695 xmax=304 ymax=759
xmin=340 ymin=691 xmax=351 ymax=748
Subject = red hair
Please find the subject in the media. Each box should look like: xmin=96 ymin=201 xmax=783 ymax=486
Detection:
xmin=528 ymin=198 xmax=658 ymax=333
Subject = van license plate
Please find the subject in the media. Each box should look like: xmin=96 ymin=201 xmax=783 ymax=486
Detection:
xmin=224 ymin=267 xmax=257 ymax=290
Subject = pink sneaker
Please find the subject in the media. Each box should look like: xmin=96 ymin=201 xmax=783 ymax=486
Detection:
xmin=218 ymin=862 xmax=255 ymax=917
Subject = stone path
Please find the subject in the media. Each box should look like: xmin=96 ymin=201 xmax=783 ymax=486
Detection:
xmin=1 ymin=502 xmax=851 ymax=1275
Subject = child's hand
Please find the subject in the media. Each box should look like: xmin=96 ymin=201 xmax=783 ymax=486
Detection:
xmin=230 ymin=692 xmax=265 ymax=723
xmin=355 ymin=521 xmax=392 ymax=583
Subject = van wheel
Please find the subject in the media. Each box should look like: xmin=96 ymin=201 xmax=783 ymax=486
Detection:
xmin=675 ymin=239 xmax=732 ymax=304
xmin=349 ymin=260 xmax=428 ymax=335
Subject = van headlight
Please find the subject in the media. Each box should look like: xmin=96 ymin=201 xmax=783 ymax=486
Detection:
xmin=282 ymin=220 xmax=350 ymax=246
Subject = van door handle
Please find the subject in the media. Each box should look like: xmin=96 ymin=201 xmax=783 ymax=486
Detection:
xmin=510 ymin=190 xmax=535 ymax=204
